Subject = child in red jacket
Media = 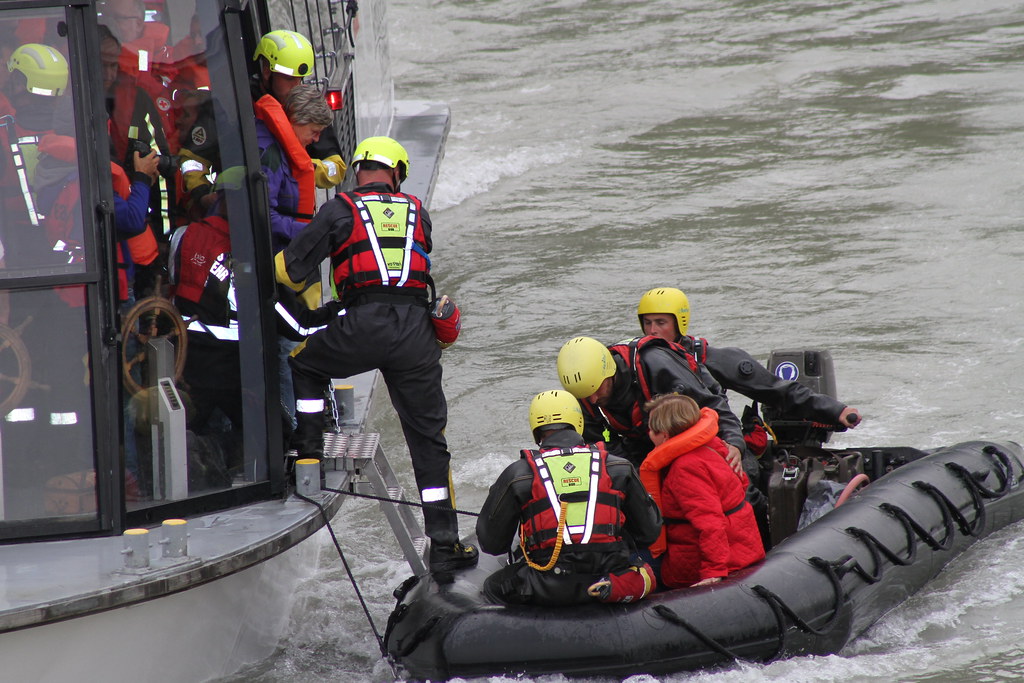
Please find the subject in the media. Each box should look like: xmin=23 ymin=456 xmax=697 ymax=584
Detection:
xmin=640 ymin=394 xmax=765 ymax=588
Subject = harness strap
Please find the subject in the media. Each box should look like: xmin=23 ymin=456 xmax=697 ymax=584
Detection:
xmin=341 ymin=285 xmax=428 ymax=307
xmin=663 ymin=499 xmax=748 ymax=526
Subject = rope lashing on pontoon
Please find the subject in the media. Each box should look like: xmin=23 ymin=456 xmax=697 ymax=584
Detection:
xmin=651 ymin=444 xmax=1018 ymax=668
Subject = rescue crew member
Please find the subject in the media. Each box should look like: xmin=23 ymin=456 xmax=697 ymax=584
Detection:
xmin=3 ymin=42 xmax=68 ymax=237
xmin=636 ymin=286 xmax=861 ymax=457
xmin=0 ymin=42 xmax=91 ymax=481
xmin=556 ymin=335 xmax=746 ymax=470
xmin=97 ymin=10 xmax=180 ymax=243
xmin=476 ymin=390 xmax=661 ymax=605
xmin=641 ymin=394 xmax=765 ymax=588
xmin=275 ymin=136 xmax=477 ymax=573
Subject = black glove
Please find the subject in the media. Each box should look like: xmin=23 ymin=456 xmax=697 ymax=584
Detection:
xmin=296 ymin=299 xmax=343 ymax=328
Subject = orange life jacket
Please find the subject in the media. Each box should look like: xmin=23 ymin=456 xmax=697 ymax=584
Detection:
xmin=40 ymin=134 xmax=157 ymax=302
xmin=253 ymin=94 xmax=315 ymax=221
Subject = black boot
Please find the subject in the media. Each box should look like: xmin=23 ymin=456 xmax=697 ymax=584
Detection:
xmin=429 ymin=540 xmax=479 ymax=573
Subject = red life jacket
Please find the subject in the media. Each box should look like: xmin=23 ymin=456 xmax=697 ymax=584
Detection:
xmin=172 ymin=215 xmax=231 ymax=304
xmin=253 ymin=94 xmax=315 ymax=221
xmin=331 ymin=191 xmax=431 ymax=294
xmin=518 ymin=443 xmax=626 ymax=552
xmin=584 ymin=336 xmax=703 ymax=439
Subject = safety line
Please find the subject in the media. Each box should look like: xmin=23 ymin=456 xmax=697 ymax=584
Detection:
xmin=322 ymin=484 xmax=480 ymax=517
xmin=295 ymin=490 xmax=395 ymax=675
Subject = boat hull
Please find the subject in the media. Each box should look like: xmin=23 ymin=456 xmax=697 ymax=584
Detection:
xmin=385 ymin=440 xmax=1024 ymax=680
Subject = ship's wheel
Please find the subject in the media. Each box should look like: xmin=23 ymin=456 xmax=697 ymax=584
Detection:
xmin=0 ymin=319 xmax=33 ymax=416
xmin=120 ymin=294 xmax=188 ymax=397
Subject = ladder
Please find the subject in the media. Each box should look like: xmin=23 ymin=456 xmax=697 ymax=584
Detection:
xmin=323 ymin=432 xmax=428 ymax=576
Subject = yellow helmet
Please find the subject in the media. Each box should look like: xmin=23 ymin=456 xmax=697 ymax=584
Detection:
xmin=637 ymin=287 xmax=690 ymax=337
xmin=253 ymin=30 xmax=314 ymax=77
xmin=7 ymin=44 xmax=68 ymax=97
xmin=557 ymin=336 xmax=615 ymax=400
xmin=352 ymin=136 xmax=410 ymax=182
xmin=529 ymin=390 xmax=584 ymax=436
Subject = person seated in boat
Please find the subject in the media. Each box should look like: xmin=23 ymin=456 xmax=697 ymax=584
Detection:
xmin=640 ymin=393 xmax=765 ymax=588
xmin=476 ymin=390 xmax=662 ymax=606
xmin=636 ymin=286 xmax=861 ymax=460
xmin=556 ymin=335 xmax=746 ymax=471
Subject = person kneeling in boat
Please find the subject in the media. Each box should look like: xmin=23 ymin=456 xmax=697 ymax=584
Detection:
xmin=640 ymin=394 xmax=765 ymax=588
xmin=476 ymin=390 xmax=662 ymax=605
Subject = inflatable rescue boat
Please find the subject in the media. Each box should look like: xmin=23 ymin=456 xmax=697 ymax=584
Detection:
xmin=385 ymin=439 xmax=1024 ymax=680
xmin=383 ymin=351 xmax=1024 ymax=680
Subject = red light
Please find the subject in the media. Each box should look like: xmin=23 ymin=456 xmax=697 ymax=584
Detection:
xmin=325 ymin=90 xmax=344 ymax=111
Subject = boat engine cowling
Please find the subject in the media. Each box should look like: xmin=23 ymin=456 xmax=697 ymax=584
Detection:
xmin=762 ymin=349 xmax=838 ymax=448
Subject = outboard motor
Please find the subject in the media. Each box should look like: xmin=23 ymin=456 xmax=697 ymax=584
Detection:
xmin=762 ymin=349 xmax=838 ymax=448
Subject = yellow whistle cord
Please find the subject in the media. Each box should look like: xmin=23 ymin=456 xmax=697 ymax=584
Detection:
xmin=520 ymin=500 xmax=569 ymax=572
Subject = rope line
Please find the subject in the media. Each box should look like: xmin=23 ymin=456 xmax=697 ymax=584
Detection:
xmin=295 ymin=490 xmax=394 ymax=673
xmin=322 ymin=484 xmax=480 ymax=517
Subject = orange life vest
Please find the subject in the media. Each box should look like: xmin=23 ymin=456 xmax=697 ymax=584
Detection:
xmin=40 ymin=134 xmax=157 ymax=303
xmin=253 ymin=94 xmax=315 ymax=221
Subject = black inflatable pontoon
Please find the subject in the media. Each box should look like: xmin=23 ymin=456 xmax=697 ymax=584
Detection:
xmin=384 ymin=440 xmax=1024 ymax=680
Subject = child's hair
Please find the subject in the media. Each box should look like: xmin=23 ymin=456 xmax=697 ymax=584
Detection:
xmin=645 ymin=393 xmax=701 ymax=438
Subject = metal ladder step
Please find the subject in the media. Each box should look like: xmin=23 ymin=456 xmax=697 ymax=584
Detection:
xmin=324 ymin=432 xmax=427 ymax=576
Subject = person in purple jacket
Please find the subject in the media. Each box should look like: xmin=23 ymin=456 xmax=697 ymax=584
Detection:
xmin=254 ymin=83 xmax=333 ymax=431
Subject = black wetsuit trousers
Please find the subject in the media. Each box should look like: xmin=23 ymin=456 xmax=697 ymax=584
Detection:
xmin=289 ymin=300 xmax=459 ymax=545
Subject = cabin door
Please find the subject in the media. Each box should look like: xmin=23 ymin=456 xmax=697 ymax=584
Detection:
xmin=0 ymin=2 xmax=120 ymax=539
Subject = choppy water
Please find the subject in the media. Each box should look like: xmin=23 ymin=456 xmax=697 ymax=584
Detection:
xmin=228 ymin=0 xmax=1024 ymax=681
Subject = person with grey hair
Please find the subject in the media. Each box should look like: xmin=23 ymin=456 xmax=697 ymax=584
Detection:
xmin=283 ymin=83 xmax=333 ymax=129
xmin=253 ymin=83 xmax=332 ymax=431
xmin=254 ymin=83 xmax=329 ymax=252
